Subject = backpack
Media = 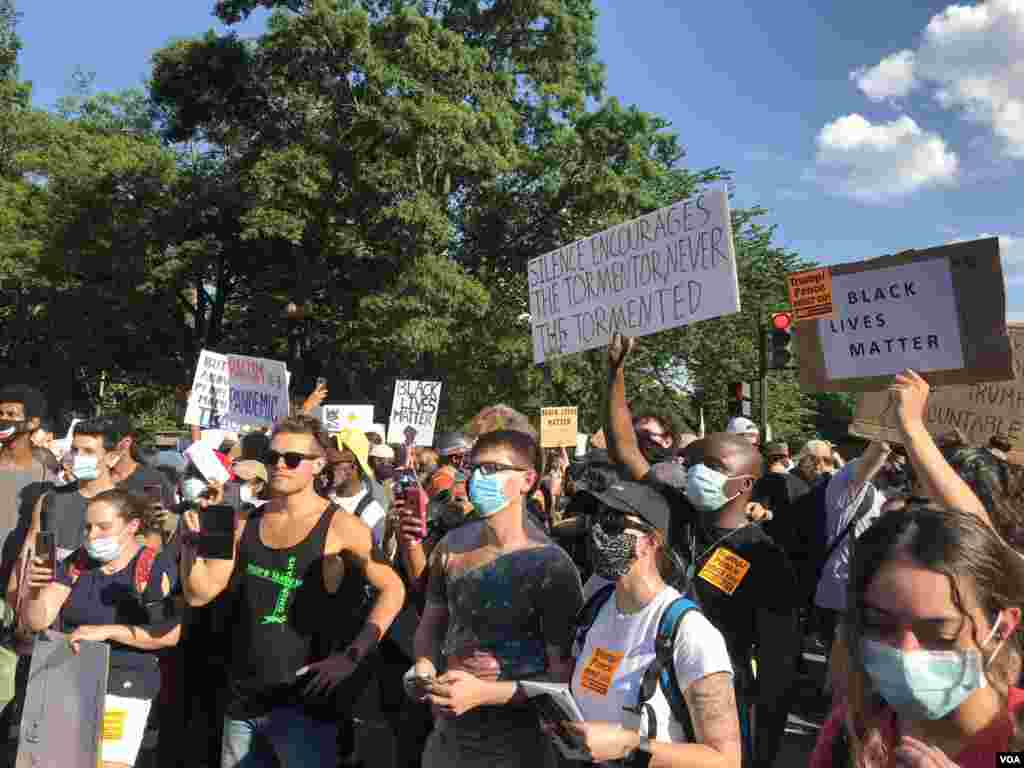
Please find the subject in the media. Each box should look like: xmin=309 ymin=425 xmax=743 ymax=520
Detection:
xmin=573 ymin=584 xmax=754 ymax=762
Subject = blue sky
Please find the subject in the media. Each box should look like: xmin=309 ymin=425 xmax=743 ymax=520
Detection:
xmin=17 ymin=0 xmax=1024 ymax=316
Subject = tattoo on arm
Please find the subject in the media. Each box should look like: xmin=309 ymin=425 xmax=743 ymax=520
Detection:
xmin=684 ymin=672 xmax=742 ymax=756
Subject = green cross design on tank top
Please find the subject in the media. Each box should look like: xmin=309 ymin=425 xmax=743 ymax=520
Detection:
xmin=246 ymin=556 xmax=304 ymax=625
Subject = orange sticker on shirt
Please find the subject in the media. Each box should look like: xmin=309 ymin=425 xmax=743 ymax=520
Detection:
xmin=579 ymin=647 xmax=625 ymax=697
xmin=698 ymin=548 xmax=751 ymax=595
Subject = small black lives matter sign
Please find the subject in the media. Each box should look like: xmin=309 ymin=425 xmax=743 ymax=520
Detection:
xmin=386 ymin=380 xmax=442 ymax=447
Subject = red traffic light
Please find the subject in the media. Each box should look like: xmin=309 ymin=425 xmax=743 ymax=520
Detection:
xmin=771 ymin=312 xmax=793 ymax=331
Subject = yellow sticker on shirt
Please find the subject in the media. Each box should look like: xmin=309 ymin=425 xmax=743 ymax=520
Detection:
xmin=102 ymin=710 xmax=127 ymax=742
xmin=698 ymin=548 xmax=751 ymax=596
xmin=579 ymin=647 xmax=625 ymax=697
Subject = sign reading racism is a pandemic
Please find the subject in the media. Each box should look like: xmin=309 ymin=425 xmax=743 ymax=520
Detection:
xmin=528 ymin=187 xmax=741 ymax=363
xmin=794 ymin=238 xmax=1013 ymax=392
xmin=184 ymin=350 xmax=290 ymax=430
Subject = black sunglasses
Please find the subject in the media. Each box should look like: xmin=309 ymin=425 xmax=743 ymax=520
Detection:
xmin=465 ymin=462 xmax=530 ymax=476
xmin=264 ymin=450 xmax=321 ymax=469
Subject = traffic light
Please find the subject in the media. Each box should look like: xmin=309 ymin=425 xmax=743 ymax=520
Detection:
xmin=730 ymin=381 xmax=752 ymax=417
xmin=769 ymin=312 xmax=793 ymax=369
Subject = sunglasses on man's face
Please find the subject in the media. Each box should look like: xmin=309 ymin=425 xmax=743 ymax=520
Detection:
xmin=264 ymin=450 xmax=321 ymax=470
xmin=465 ymin=462 xmax=530 ymax=476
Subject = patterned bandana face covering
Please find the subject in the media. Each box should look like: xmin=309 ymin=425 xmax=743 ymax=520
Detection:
xmin=589 ymin=521 xmax=638 ymax=581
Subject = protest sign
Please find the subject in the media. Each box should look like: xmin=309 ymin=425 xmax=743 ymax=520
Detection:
xmin=184 ymin=441 xmax=232 ymax=485
xmin=794 ymin=238 xmax=1014 ymax=393
xmin=321 ymin=405 xmax=374 ymax=434
xmin=787 ymin=267 xmax=834 ymax=322
xmin=528 ymin=186 xmax=740 ymax=363
xmin=184 ymin=350 xmax=290 ymax=429
xmin=17 ymin=631 xmax=109 ymax=768
xmin=851 ymin=323 xmax=1024 ymax=447
xmin=540 ymin=407 xmax=579 ymax=448
xmin=386 ymin=381 xmax=442 ymax=446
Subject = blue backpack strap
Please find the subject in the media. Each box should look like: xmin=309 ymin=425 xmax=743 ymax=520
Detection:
xmin=651 ymin=597 xmax=700 ymax=742
xmin=572 ymin=583 xmax=616 ymax=658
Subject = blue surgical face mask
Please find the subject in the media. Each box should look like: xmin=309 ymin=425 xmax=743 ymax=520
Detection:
xmin=861 ymin=619 xmax=1003 ymax=720
xmin=72 ymin=455 xmax=100 ymax=482
xmin=685 ymin=463 xmax=749 ymax=513
xmin=468 ymin=470 xmax=511 ymax=518
xmin=85 ymin=535 xmax=122 ymax=563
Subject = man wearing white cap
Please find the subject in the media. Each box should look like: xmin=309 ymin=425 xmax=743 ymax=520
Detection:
xmin=726 ymin=416 xmax=760 ymax=447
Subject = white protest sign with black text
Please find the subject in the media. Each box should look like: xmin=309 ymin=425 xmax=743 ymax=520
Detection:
xmin=528 ymin=186 xmax=740 ymax=363
xmin=386 ymin=381 xmax=442 ymax=446
xmin=820 ymin=259 xmax=965 ymax=380
xmin=184 ymin=350 xmax=289 ymax=430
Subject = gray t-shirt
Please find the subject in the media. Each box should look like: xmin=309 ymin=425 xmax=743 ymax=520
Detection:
xmin=814 ymin=458 xmax=885 ymax=613
xmin=0 ymin=461 xmax=53 ymax=589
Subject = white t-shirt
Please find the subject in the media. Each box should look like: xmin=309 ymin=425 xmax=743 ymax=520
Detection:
xmin=332 ymin=489 xmax=386 ymax=549
xmin=571 ymin=584 xmax=733 ymax=748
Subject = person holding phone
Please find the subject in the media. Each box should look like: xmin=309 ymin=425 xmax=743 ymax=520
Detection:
xmin=20 ymin=489 xmax=180 ymax=768
xmin=180 ymin=415 xmax=405 ymax=768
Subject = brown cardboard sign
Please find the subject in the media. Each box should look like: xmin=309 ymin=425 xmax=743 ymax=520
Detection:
xmin=795 ymin=238 xmax=1013 ymax=393
xmin=541 ymin=407 xmax=579 ymax=448
xmin=851 ymin=323 xmax=1024 ymax=447
xmin=787 ymin=267 xmax=835 ymax=322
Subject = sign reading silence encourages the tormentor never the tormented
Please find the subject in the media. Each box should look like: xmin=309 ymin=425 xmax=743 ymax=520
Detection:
xmin=527 ymin=187 xmax=741 ymax=364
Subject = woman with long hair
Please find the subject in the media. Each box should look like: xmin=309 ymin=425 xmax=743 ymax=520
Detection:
xmin=810 ymin=505 xmax=1024 ymax=768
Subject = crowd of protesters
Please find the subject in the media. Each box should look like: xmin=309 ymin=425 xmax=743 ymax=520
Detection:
xmin=0 ymin=333 xmax=1021 ymax=768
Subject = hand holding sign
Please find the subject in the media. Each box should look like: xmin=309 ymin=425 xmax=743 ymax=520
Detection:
xmin=608 ymin=333 xmax=635 ymax=371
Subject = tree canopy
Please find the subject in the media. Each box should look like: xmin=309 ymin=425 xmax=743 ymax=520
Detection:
xmin=0 ymin=0 xmax=839 ymax=444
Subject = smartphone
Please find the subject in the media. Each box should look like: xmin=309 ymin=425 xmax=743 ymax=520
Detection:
xmin=201 ymin=504 xmax=236 ymax=534
xmin=222 ymin=481 xmax=243 ymax=512
xmin=35 ymin=532 xmax=55 ymax=576
xmin=143 ymin=483 xmax=163 ymax=505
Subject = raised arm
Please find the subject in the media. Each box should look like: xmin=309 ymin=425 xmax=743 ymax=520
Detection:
xmin=180 ymin=497 xmax=242 ymax=607
xmin=851 ymin=441 xmax=891 ymax=492
xmin=891 ymin=370 xmax=989 ymax=524
xmin=606 ymin=334 xmax=651 ymax=481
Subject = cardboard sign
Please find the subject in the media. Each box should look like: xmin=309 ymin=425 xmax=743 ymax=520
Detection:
xmin=787 ymin=267 xmax=835 ymax=322
xmin=851 ymin=323 xmax=1024 ymax=447
xmin=540 ymin=407 xmax=579 ymax=448
xmin=697 ymin=547 xmax=751 ymax=595
xmin=386 ymin=381 xmax=442 ymax=446
xmin=184 ymin=350 xmax=290 ymax=429
xmin=794 ymin=238 xmax=1014 ymax=392
xmin=528 ymin=186 xmax=741 ymax=363
xmin=321 ymin=404 xmax=374 ymax=434
xmin=17 ymin=631 xmax=109 ymax=768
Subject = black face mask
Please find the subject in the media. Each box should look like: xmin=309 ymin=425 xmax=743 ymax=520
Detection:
xmin=644 ymin=445 xmax=676 ymax=465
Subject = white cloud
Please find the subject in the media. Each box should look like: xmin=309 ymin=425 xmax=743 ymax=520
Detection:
xmin=854 ymin=0 xmax=1024 ymax=157
xmin=852 ymin=50 xmax=918 ymax=101
xmin=813 ymin=114 xmax=958 ymax=203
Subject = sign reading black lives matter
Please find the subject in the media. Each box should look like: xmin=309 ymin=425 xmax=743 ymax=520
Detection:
xmin=387 ymin=380 xmax=442 ymax=447
xmin=795 ymin=238 xmax=1014 ymax=393
xmin=527 ymin=187 xmax=740 ymax=363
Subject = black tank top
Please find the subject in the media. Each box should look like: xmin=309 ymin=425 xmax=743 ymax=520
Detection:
xmin=227 ymin=502 xmax=339 ymax=718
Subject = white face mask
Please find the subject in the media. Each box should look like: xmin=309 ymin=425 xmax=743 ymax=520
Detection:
xmin=85 ymin=534 xmax=122 ymax=563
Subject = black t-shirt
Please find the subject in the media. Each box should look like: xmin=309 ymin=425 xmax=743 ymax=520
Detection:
xmin=57 ymin=547 xmax=178 ymax=699
xmin=117 ymin=463 xmax=175 ymax=509
xmin=645 ymin=476 xmax=799 ymax=669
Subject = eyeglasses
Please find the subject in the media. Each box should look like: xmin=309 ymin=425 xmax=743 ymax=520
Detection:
xmin=465 ymin=462 xmax=530 ymax=476
xmin=264 ymin=451 xmax=321 ymax=469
